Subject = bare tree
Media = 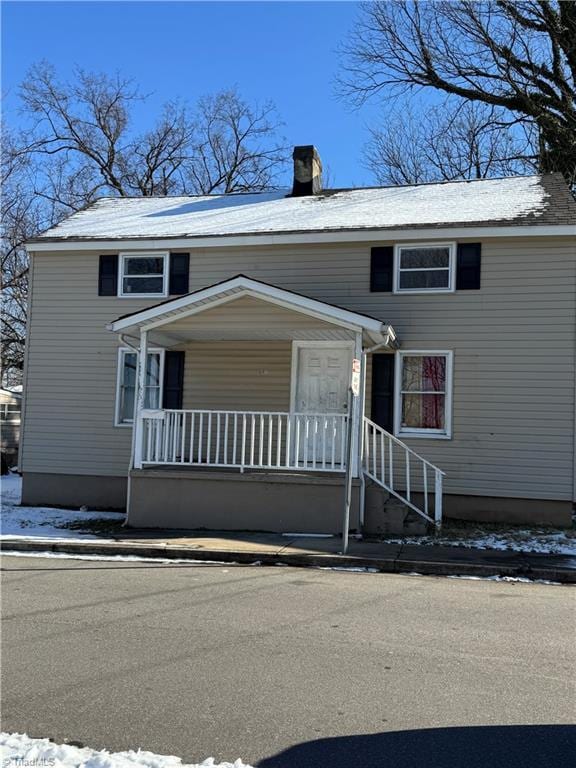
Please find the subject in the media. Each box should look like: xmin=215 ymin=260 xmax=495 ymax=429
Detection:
xmin=1 ymin=132 xmax=45 ymax=385
xmin=183 ymin=90 xmax=287 ymax=194
xmin=1 ymin=63 xmax=288 ymax=383
xmin=342 ymin=1 xmax=576 ymax=184
xmin=18 ymin=63 xmax=287 ymax=198
xmin=364 ymin=101 xmax=537 ymax=185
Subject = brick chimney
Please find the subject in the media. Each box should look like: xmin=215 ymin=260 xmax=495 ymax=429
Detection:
xmin=291 ymin=145 xmax=322 ymax=196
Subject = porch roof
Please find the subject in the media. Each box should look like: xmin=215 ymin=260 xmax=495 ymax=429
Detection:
xmin=107 ymin=275 xmax=398 ymax=348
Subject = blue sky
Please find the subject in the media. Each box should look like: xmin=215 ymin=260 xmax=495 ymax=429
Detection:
xmin=2 ymin=1 xmax=384 ymax=187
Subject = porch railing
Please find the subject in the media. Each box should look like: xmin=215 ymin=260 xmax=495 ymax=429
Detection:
xmin=136 ymin=409 xmax=349 ymax=473
xmin=362 ymin=417 xmax=445 ymax=528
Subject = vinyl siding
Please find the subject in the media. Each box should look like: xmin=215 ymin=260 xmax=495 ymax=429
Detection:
xmin=22 ymin=236 xmax=576 ymax=501
xmin=181 ymin=341 xmax=292 ymax=411
xmin=21 ymin=252 xmax=161 ymax=475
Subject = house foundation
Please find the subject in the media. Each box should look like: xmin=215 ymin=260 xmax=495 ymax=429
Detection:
xmin=20 ymin=470 xmax=573 ymax=528
xmin=21 ymin=472 xmax=128 ymax=510
xmin=127 ymin=468 xmax=361 ymax=533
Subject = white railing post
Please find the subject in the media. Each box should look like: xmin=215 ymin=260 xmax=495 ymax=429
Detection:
xmin=134 ymin=414 xmax=144 ymax=469
xmin=434 ymin=469 xmax=443 ymax=532
xmin=240 ymin=414 xmax=247 ymax=472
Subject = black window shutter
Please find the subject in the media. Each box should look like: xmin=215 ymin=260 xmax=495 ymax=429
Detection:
xmin=456 ymin=243 xmax=482 ymax=290
xmin=371 ymin=354 xmax=395 ymax=433
xmin=98 ymin=255 xmax=118 ymax=296
xmin=162 ymin=351 xmax=185 ymax=409
xmin=169 ymin=253 xmax=190 ymax=295
xmin=370 ymin=246 xmax=394 ymax=292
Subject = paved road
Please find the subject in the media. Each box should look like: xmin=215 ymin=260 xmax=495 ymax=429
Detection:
xmin=1 ymin=556 xmax=575 ymax=767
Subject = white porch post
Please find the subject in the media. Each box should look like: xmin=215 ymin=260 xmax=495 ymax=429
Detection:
xmin=358 ymin=347 xmax=368 ymax=525
xmin=133 ymin=328 xmax=148 ymax=469
xmin=350 ymin=332 xmax=362 ymax=477
xmin=341 ymin=331 xmax=363 ymax=553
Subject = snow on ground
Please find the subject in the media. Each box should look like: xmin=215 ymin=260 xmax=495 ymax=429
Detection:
xmin=0 ymin=732 xmax=252 ymax=768
xmin=446 ymin=575 xmax=561 ymax=585
xmin=1 ymin=474 xmax=123 ymax=542
xmin=1 ymin=551 xmax=228 ymax=564
xmin=38 ymin=176 xmax=547 ymax=241
xmin=382 ymin=526 xmax=576 ymax=555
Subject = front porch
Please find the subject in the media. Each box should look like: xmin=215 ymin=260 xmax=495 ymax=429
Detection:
xmin=109 ymin=275 xmax=444 ymax=534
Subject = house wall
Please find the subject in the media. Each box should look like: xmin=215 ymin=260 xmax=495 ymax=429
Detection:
xmin=181 ymin=341 xmax=292 ymax=412
xmin=21 ymin=236 xmax=576 ymax=521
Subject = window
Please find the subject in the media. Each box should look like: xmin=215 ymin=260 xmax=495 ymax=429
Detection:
xmin=395 ymin=352 xmax=453 ymax=438
xmin=394 ymin=243 xmax=455 ymax=293
xmin=119 ymin=253 xmax=168 ymax=297
xmin=115 ymin=349 xmax=164 ymax=425
xmin=0 ymin=403 xmax=20 ymax=422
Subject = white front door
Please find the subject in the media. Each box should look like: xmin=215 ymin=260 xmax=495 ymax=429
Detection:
xmin=295 ymin=346 xmax=351 ymax=414
xmin=293 ymin=344 xmax=352 ymax=465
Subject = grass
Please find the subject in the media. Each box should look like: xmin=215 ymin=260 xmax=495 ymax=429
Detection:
xmin=55 ymin=518 xmax=126 ymax=536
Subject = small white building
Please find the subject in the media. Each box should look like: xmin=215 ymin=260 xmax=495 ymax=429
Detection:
xmin=1 ymin=387 xmax=22 ymax=472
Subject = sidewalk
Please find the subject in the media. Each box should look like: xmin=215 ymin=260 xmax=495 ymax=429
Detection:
xmin=3 ymin=529 xmax=576 ymax=583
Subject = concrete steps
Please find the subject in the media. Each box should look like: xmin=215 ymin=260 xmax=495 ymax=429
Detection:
xmin=364 ymin=482 xmax=429 ymax=536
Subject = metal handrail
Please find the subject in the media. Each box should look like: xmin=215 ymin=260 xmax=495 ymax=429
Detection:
xmin=362 ymin=417 xmax=444 ymax=529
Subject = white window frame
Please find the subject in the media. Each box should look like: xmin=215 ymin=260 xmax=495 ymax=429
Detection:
xmin=118 ymin=252 xmax=169 ymax=298
xmin=114 ymin=347 xmax=165 ymax=427
xmin=393 ymin=242 xmax=456 ymax=294
xmin=394 ymin=350 xmax=453 ymax=439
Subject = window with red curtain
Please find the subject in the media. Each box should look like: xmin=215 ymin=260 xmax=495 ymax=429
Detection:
xmin=400 ymin=354 xmax=447 ymax=432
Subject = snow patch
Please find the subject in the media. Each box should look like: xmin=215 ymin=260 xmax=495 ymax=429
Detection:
xmin=38 ymin=176 xmax=548 ymax=241
xmin=446 ymin=574 xmax=562 ymax=585
xmin=0 ymin=732 xmax=253 ymax=768
xmin=1 ymin=551 xmax=229 ymax=565
xmin=316 ymin=565 xmax=380 ymax=573
xmin=381 ymin=528 xmax=576 ymax=556
xmin=1 ymin=474 xmax=123 ymax=542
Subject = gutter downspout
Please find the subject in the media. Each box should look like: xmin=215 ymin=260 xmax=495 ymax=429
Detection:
xmin=358 ymin=329 xmax=399 ymax=531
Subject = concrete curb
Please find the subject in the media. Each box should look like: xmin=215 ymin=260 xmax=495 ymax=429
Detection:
xmin=2 ymin=538 xmax=575 ymax=584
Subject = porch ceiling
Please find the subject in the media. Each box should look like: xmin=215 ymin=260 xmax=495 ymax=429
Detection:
xmin=108 ymin=274 xmax=398 ymax=349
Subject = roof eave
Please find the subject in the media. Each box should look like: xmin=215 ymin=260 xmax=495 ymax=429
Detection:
xmin=26 ymin=222 xmax=576 ymax=252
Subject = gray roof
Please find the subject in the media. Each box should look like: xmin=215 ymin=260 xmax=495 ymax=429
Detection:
xmin=31 ymin=173 xmax=575 ymax=243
